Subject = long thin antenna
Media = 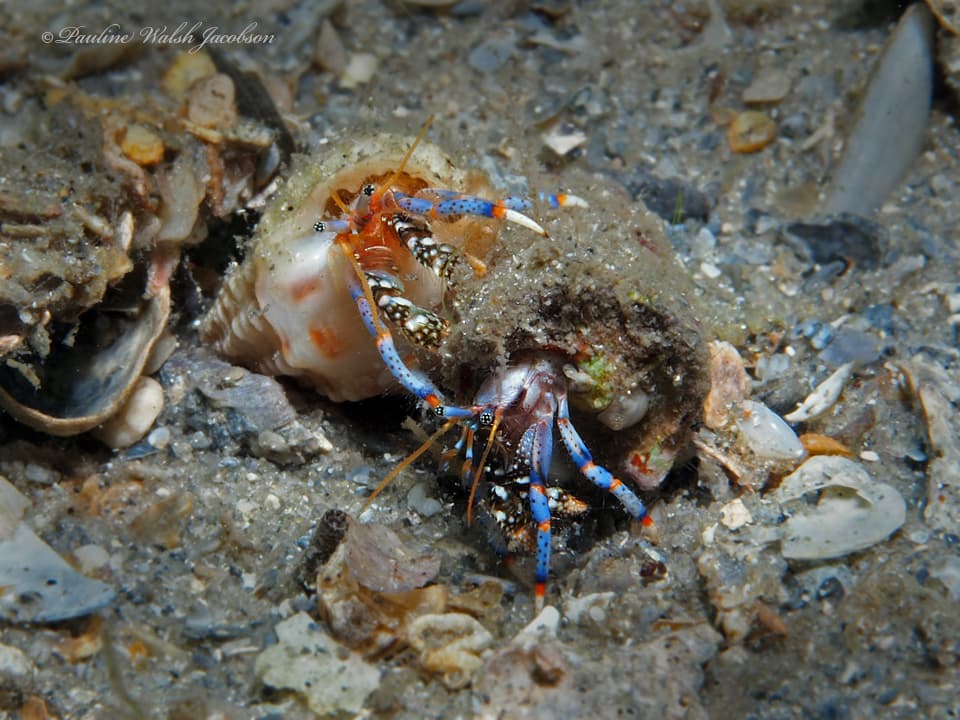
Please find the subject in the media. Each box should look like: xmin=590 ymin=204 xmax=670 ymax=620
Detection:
xmin=375 ymin=114 xmax=435 ymax=203
xmin=466 ymin=408 xmax=502 ymax=525
xmin=361 ymin=419 xmax=456 ymax=511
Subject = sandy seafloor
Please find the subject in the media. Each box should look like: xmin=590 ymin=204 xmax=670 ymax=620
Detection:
xmin=1 ymin=1 xmax=959 ymax=718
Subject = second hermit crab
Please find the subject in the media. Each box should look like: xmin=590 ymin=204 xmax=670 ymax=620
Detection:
xmin=367 ymin=172 xmax=711 ymax=607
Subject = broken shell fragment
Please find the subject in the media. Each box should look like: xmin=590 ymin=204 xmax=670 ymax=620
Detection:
xmin=254 ymin=612 xmax=380 ymax=716
xmin=773 ymin=456 xmax=906 ymax=560
xmin=1 ymin=476 xmax=116 ymax=623
xmin=783 ymin=362 xmax=854 ymax=423
xmin=742 ymin=68 xmax=791 ymax=105
xmin=825 ymin=3 xmax=935 ymax=215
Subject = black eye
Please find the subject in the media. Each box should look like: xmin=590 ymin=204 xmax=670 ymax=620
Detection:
xmin=313 ymin=221 xmax=325 ymax=232
xmin=362 ymin=184 xmax=376 ymax=196
xmin=434 ymin=406 xmax=445 ymax=417
xmin=480 ymin=411 xmax=494 ymax=426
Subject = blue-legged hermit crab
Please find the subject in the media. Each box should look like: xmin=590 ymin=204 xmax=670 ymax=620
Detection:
xmin=418 ymin=179 xmax=710 ymax=608
xmin=201 ymin=126 xmax=581 ymax=417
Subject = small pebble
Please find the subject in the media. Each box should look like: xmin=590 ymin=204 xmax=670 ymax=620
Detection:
xmin=24 ymin=463 xmax=59 ymax=485
xmin=161 ymin=50 xmax=216 ymax=97
xmin=819 ymin=328 xmax=881 ymax=365
xmin=859 ymin=450 xmax=879 ymax=462
xmin=908 ymin=529 xmax=931 ymax=544
xmin=690 ymin=227 xmax=717 ymax=258
xmin=700 ymin=261 xmax=722 ymax=279
xmin=720 ymin=498 xmax=752 ymax=529
xmin=147 ymin=426 xmax=171 ymax=450
xmin=186 ymin=73 xmax=237 ymax=130
xmin=120 ymin=124 xmax=164 ymax=166
xmin=73 ymin=544 xmax=110 ymax=575
xmin=728 ymin=111 xmax=777 ymax=153
xmin=93 ymin=377 xmax=164 ymax=449
xmin=313 ymin=20 xmax=348 ymax=74
xmin=407 ymin=483 xmax=443 ymax=518
xmin=0 ymin=642 xmax=34 ymax=685
xmin=755 ymin=353 xmax=791 ymax=382
xmin=468 ymin=33 xmax=515 ymax=73
xmin=339 ymin=53 xmax=378 ymax=89
xmin=188 ymin=431 xmax=212 ymax=450
xmin=742 ymin=68 xmax=791 ymax=105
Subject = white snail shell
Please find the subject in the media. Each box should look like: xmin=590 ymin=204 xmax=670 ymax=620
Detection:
xmin=200 ymin=135 xmax=497 ymax=402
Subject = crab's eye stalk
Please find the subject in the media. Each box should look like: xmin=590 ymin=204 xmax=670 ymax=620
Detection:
xmin=362 ymin=184 xmax=376 ymax=197
xmin=479 ymin=411 xmax=494 ymax=426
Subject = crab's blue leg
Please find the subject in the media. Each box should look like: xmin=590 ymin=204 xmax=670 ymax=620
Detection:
xmin=556 ymin=395 xmax=653 ymax=527
xmin=524 ymin=420 xmax=555 ymax=609
xmin=412 ymin=189 xmax=588 ymax=208
xmin=339 ymin=244 xmax=474 ymax=420
xmin=394 ymin=192 xmax=548 ymax=236
xmin=459 ymin=426 xmax=479 ymax=490
xmin=501 ymin=192 xmax=590 ymax=210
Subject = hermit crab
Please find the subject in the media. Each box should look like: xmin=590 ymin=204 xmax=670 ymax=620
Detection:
xmin=200 ymin=125 xmax=583 ymax=412
xmin=366 ymin=177 xmax=711 ymax=607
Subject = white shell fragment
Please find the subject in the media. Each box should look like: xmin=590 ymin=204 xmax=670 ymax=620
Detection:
xmin=542 ymin=123 xmax=587 ymax=156
xmin=784 ymin=362 xmax=854 ymax=423
xmin=736 ymin=400 xmax=806 ymax=461
xmin=773 ymin=456 xmax=906 ymax=560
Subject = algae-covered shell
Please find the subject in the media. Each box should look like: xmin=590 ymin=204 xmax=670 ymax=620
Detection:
xmin=442 ymin=176 xmax=709 ymax=486
xmin=200 ymin=135 xmax=498 ymax=402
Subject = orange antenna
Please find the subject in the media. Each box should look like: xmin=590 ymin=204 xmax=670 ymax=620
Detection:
xmin=374 ymin=114 xmax=435 ymax=203
xmin=338 ymin=241 xmax=386 ymax=337
xmin=466 ymin=407 xmax=502 ymax=526
xmin=330 ymin=190 xmax=351 ymax=216
xmin=361 ymin=418 xmax=456 ymax=511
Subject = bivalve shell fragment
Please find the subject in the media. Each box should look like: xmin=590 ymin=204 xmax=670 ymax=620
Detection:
xmin=773 ymin=456 xmax=906 ymax=560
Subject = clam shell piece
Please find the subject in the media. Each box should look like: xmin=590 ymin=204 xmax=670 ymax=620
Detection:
xmin=773 ymin=456 xmax=906 ymax=560
xmin=0 ymin=269 xmax=170 ymax=437
xmin=201 ymin=135 xmax=494 ymax=402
